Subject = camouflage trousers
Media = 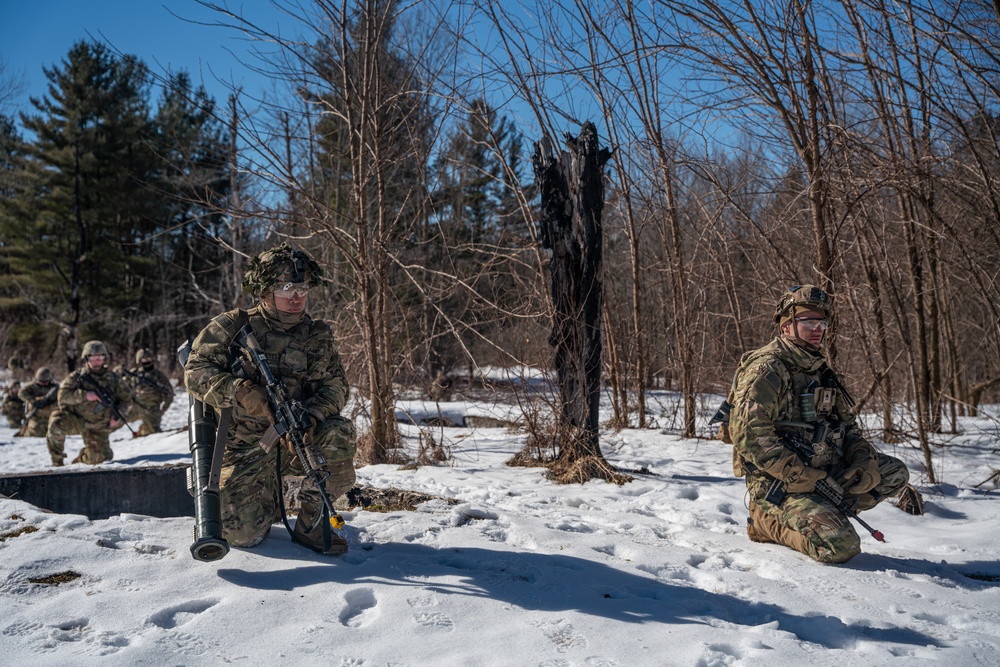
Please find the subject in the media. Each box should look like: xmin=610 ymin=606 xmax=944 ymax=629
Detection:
xmin=46 ymin=411 xmax=115 ymax=466
xmin=219 ymin=415 xmax=356 ymax=549
xmin=17 ymin=415 xmax=49 ymax=438
xmin=746 ymin=452 xmax=909 ymax=563
xmin=127 ymin=404 xmax=164 ymax=437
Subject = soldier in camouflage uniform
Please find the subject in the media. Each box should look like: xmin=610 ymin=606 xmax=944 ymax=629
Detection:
xmin=2 ymin=381 xmax=25 ymax=428
xmin=117 ymin=349 xmax=174 ymax=437
xmin=729 ymin=285 xmax=909 ymax=563
xmin=15 ymin=367 xmax=60 ymax=437
xmin=184 ymin=243 xmax=356 ymax=555
xmin=47 ymin=340 xmax=132 ymax=466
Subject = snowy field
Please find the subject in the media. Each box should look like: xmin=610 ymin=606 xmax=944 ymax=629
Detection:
xmin=1 ymin=384 xmax=999 ymax=666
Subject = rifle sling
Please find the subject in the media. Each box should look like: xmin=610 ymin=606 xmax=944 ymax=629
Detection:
xmin=208 ymin=407 xmax=230 ymax=493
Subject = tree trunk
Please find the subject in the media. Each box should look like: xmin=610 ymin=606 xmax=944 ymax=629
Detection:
xmin=533 ymin=123 xmax=611 ymax=464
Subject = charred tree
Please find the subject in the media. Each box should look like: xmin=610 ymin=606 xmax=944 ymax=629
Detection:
xmin=533 ymin=123 xmax=626 ymax=484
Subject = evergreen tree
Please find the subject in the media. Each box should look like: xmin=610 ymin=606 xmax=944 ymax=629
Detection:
xmin=1 ymin=41 xmax=157 ymax=369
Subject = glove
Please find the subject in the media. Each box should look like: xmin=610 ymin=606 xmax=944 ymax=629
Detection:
xmin=783 ymin=466 xmax=828 ymax=493
xmin=841 ymin=458 xmax=881 ymax=495
xmin=763 ymin=450 xmax=828 ymax=494
xmin=234 ymin=381 xmax=271 ymax=419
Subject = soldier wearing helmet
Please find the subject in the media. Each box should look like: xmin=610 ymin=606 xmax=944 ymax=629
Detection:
xmin=115 ymin=348 xmax=174 ymax=437
xmin=727 ymin=285 xmax=909 ymax=563
xmin=184 ymin=243 xmax=356 ymax=555
xmin=46 ymin=340 xmax=132 ymax=466
xmin=2 ymin=380 xmax=25 ymax=428
xmin=13 ymin=366 xmax=61 ymax=437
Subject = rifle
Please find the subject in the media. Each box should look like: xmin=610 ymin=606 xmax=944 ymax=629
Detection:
xmin=80 ymin=373 xmax=136 ymax=436
xmin=14 ymin=385 xmax=58 ymax=436
xmin=122 ymin=368 xmax=173 ymax=397
xmin=769 ymin=433 xmax=885 ymax=543
xmin=232 ymin=325 xmax=346 ymax=541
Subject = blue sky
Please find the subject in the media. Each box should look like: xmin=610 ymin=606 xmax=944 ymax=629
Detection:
xmin=0 ymin=1 xmax=288 ymax=117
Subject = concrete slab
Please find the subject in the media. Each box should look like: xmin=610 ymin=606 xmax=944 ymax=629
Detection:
xmin=0 ymin=465 xmax=194 ymax=519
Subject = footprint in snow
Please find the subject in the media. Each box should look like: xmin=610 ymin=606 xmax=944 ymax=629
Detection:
xmin=533 ymin=619 xmax=588 ymax=653
xmin=340 ymin=587 xmax=379 ymax=628
xmin=147 ymin=598 xmax=220 ymax=629
xmin=414 ymin=612 xmax=455 ymax=630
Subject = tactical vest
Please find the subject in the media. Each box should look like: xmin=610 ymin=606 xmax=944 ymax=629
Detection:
xmin=716 ymin=338 xmax=854 ymax=474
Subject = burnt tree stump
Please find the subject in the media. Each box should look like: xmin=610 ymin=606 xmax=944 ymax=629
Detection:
xmin=533 ymin=123 xmax=613 ymax=470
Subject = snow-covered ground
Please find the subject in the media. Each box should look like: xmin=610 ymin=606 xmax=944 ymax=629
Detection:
xmin=1 ymin=384 xmax=999 ymax=666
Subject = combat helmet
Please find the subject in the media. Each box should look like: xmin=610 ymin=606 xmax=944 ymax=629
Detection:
xmin=81 ymin=340 xmax=109 ymax=358
xmin=34 ymin=367 xmax=54 ymax=383
xmin=773 ymin=284 xmax=833 ymax=326
xmin=241 ymin=243 xmax=323 ymax=296
xmin=135 ymin=348 xmax=155 ymax=365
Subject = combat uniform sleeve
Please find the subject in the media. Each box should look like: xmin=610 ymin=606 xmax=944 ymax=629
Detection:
xmin=302 ymin=320 xmax=350 ymax=422
xmin=57 ymin=372 xmax=88 ymax=407
xmin=184 ymin=310 xmax=246 ymax=411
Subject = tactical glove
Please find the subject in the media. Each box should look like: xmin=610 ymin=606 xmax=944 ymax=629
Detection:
xmin=234 ymin=381 xmax=271 ymax=419
xmin=783 ymin=466 xmax=828 ymax=493
xmin=841 ymin=458 xmax=881 ymax=495
xmin=763 ymin=450 xmax=828 ymax=494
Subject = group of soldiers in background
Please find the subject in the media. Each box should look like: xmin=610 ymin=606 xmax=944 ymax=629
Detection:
xmin=0 ymin=344 xmax=174 ymax=465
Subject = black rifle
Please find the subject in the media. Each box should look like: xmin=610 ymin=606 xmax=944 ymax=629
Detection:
xmin=232 ymin=325 xmax=346 ymax=542
xmin=15 ymin=385 xmax=58 ymax=435
xmin=770 ymin=433 xmax=885 ymax=543
xmin=122 ymin=368 xmax=173 ymax=397
xmin=80 ymin=373 xmax=136 ymax=436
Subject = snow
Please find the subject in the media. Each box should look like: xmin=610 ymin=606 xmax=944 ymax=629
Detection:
xmin=1 ymin=384 xmax=999 ymax=666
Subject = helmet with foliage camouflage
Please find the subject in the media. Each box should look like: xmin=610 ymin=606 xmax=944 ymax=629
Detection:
xmin=34 ymin=367 xmax=54 ymax=383
xmin=81 ymin=340 xmax=109 ymax=359
xmin=773 ymin=284 xmax=833 ymax=325
xmin=241 ymin=243 xmax=324 ymax=296
xmin=135 ymin=348 xmax=155 ymax=365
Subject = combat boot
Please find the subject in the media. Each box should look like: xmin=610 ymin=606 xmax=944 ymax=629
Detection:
xmin=294 ymin=503 xmax=348 ymax=555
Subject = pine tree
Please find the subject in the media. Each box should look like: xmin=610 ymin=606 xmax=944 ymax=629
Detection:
xmin=1 ymin=41 xmax=157 ymax=369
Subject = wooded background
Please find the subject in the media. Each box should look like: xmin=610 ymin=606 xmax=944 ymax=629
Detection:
xmin=2 ymin=1 xmax=999 ymax=481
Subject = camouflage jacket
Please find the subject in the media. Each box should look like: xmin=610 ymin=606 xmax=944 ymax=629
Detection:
xmin=55 ymin=367 xmax=133 ymax=429
xmin=18 ymin=381 xmax=59 ymax=420
xmin=184 ymin=305 xmax=350 ymax=445
xmin=729 ymin=335 xmax=876 ymax=483
xmin=117 ymin=365 xmax=173 ymax=412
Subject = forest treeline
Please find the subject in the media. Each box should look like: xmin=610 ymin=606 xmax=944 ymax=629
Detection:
xmin=2 ymin=0 xmax=999 ymax=482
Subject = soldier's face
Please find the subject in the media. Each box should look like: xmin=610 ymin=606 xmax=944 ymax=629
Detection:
xmin=783 ymin=308 xmax=827 ymax=346
xmin=87 ymin=354 xmax=107 ymax=370
xmin=271 ymin=282 xmax=309 ymax=314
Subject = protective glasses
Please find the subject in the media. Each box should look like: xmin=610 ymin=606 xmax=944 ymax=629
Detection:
xmin=794 ymin=317 xmax=829 ymax=331
xmin=273 ymin=282 xmax=310 ymax=299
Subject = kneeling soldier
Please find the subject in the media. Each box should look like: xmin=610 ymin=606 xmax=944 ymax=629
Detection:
xmin=184 ymin=243 xmax=356 ymax=555
xmin=47 ymin=341 xmax=131 ymax=466
xmin=729 ymin=285 xmax=910 ymax=563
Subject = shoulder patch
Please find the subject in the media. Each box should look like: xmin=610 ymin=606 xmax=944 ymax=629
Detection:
xmin=214 ymin=308 xmax=250 ymax=339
